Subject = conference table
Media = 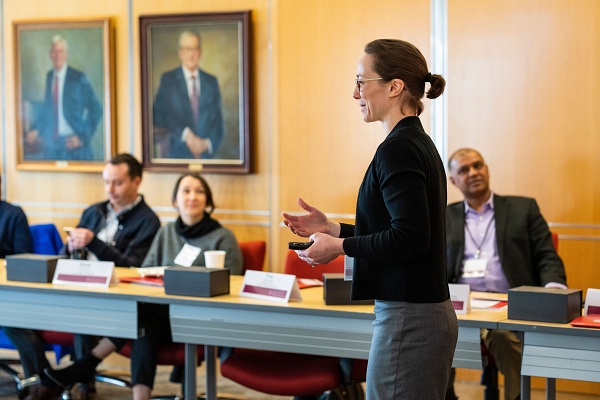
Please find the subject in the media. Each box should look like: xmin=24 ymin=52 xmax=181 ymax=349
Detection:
xmin=2 ymin=265 xmax=599 ymax=400
xmin=0 ymin=266 xmax=508 ymax=400
xmin=0 ymin=266 xmax=158 ymax=339
xmin=499 ymin=318 xmax=600 ymax=400
xmin=154 ymin=277 xmax=509 ymax=400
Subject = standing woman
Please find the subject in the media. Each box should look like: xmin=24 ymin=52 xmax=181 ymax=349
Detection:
xmin=282 ymin=39 xmax=458 ymax=399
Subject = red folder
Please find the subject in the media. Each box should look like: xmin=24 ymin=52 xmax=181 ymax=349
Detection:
xmin=570 ymin=314 xmax=600 ymax=329
xmin=120 ymin=276 xmax=164 ymax=287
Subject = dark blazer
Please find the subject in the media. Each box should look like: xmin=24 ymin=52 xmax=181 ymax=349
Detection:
xmin=33 ymin=66 xmax=102 ymax=160
xmin=341 ymin=117 xmax=449 ymax=303
xmin=61 ymin=196 xmax=160 ymax=267
xmin=0 ymin=201 xmax=33 ymax=258
xmin=153 ymin=67 xmax=224 ymax=159
xmin=446 ymin=194 xmax=567 ymax=288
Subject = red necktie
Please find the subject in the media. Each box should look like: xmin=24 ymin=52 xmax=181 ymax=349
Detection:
xmin=190 ymin=76 xmax=199 ymax=126
xmin=53 ymin=75 xmax=59 ymax=139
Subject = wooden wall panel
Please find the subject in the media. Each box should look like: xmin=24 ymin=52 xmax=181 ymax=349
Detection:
xmin=448 ymin=1 xmax=600 ymax=393
xmin=2 ymin=0 xmax=128 ymax=236
xmin=447 ymin=0 xmax=600 ymax=292
xmin=276 ymin=0 xmax=431 ymax=268
xmin=2 ymin=0 xmax=272 ymax=253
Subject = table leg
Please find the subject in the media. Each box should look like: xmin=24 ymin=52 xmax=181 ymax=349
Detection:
xmin=546 ymin=377 xmax=556 ymax=400
xmin=204 ymin=345 xmax=217 ymax=400
xmin=185 ymin=343 xmax=197 ymax=400
xmin=521 ymin=375 xmax=531 ymax=400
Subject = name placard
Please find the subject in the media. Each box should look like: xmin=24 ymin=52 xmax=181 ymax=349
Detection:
xmin=344 ymin=256 xmax=354 ymax=281
xmin=584 ymin=288 xmax=600 ymax=315
xmin=449 ymin=283 xmax=470 ymax=315
xmin=52 ymin=259 xmax=117 ymax=288
xmin=240 ymin=270 xmax=302 ymax=303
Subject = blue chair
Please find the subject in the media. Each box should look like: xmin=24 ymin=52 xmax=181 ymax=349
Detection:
xmin=29 ymin=223 xmax=64 ymax=255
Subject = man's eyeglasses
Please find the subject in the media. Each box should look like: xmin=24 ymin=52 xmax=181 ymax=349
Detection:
xmin=355 ymin=77 xmax=384 ymax=91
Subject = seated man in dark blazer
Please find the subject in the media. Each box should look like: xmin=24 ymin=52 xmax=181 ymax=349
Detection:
xmin=152 ymin=30 xmax=224 ymax=159
xmin=445 ymin=148 xmax=567 ymax=400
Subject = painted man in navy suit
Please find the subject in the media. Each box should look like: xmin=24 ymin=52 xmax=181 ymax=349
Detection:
xmin=24 ymin=35 xmax=102 ymax=161
xmin=153 ymin=30 xmax=224 ymax=159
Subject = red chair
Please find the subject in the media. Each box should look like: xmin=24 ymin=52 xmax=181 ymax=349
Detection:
xmin=283 ymin=249 xmax=345 ymax=279
xmin=220 ymin=250 xmax=365 ymax=399
xmin=36 ymin=331 xmax=75 ymax=360
xmin=238 ymin=240 xmax=266 ymax=274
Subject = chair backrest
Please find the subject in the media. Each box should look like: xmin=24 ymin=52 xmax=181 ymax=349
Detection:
xmin=29 ymin=223 xmax=63 ymax=255
xmin=284 ymin=249 xmax=344 ymax=280
xmin=551 ymin=232 xmax=558 ymax=251
xmin=0 ymin=330 xmax=17 ymax=350
xmin=239 ymin=240 xmax=267 ymax=274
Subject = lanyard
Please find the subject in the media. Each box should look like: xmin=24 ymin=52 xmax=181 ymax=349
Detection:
xmin=465 ymin=214 xmax=494 ymax=259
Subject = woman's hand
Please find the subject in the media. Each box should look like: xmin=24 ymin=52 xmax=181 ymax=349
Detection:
xmin=282 ymin=198 xmax=340 ymax=238
xmin=295 ymin=233 xmax=344 ymax=266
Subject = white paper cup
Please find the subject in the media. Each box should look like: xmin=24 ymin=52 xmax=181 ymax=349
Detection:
xmin=204 ymin=250 xmax=226 ymax=269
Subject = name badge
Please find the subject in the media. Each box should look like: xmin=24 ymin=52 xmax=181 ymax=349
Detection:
xmin=462 ymin=258 xmax=488 ymax=278
xmin=173 ymin=243 xmax=201 ymax=267
xmin=240 ymin=270 xmax=302 ymax=303
xmin=344 ymin=256 xmax=354 ymax=281
xmin=52 ymin=259 xmax=117 ymax=288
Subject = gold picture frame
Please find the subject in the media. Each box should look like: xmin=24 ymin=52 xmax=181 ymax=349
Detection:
xmin=140 ymin=11 xmax=251 ymax=173
xmin=14 ymin=18 xmax=115 ymax=172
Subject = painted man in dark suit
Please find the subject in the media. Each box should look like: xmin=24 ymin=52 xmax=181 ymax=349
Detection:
xmin=25 ymin=35 xmax=102 ymax=161
xmin=152 ymin=30 xmax=224 ymax=159
xmin=445 ymin=148 xmax=567 ymax=400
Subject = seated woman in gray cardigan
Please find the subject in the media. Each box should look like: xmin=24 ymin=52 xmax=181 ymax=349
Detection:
xmin=43 ymin=173 xmax=243 ymax=400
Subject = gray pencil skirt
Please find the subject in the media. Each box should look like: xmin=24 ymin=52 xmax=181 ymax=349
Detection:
xmin=366 ymin=299 xmax=458 ymax=400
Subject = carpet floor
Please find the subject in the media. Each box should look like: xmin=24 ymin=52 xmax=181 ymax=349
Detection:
xmin=0 ymin=350 xmax=290 ymax=400
xmin=1 ymin=350 xmax=598 ymax=399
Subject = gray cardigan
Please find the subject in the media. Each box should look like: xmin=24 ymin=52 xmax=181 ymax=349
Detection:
xmin=141 ymin=222 xmax=243 ymax=275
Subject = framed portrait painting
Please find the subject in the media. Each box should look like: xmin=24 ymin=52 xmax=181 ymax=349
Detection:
xmin=14 ymin=18 xmax=114 ymax=171
xmin=140 ymin=11 xmax=251 ymax=173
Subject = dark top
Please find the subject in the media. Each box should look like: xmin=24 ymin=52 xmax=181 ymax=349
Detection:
xmin=63 ymin=196 xmax=160 ymax=267
xmin=341 ymin=116 xmax=449 ymax=303
xmin=0 ymin=201 xmax=33 ymax=258
xmin=446 ymin=194 xmax=567 ymax=288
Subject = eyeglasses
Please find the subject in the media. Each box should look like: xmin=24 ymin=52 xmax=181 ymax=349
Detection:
xmin=355 ymin=77 xmax=384 ymax=91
